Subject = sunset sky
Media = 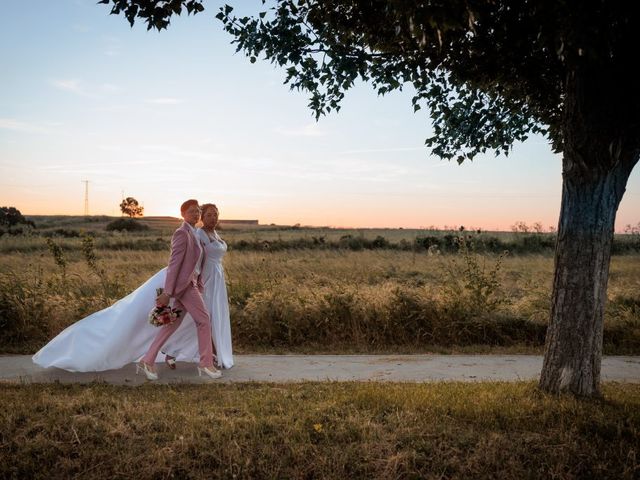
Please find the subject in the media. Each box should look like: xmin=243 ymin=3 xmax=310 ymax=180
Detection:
xmin=1 ymin=0 xmax=639 ymax=231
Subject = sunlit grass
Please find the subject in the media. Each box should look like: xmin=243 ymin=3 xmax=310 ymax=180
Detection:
xmin=1 ymin=382 xmax=638 ymax=479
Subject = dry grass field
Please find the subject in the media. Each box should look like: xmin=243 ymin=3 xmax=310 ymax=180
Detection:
xmin=2 ymin=218 xmax=639 ymax=479
xmin=1 ymin=382 xmax=638 ymax=479
xmin=1 ymin=218 xmax=639 ymax=355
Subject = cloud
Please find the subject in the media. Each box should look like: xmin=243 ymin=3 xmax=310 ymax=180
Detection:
xmin=51 ymin=78 xmax=96 ymax=97
xmin=101 ymin=83 xmax=120 ymax=93
xmin=138 ymin=144 xmax=218 ymax=161
xmin=316 ymin=156 xmax=410 ymax=182
xmin=337 ymin=146 xmax=424 ymax=155
xmin=51 ymin=78 xmax=81 ymax=93
xmin=145 ymin=98 xmax=183 ymax=105
xmin=102 ymin=35 xmax=122 ymax=57
xmin=93 ymin=104 xmax=131 ymax=113
xmin=0 ymin=118 xmax=50 ymax=134
xmin=274 ymin=123 xmax=326 ymax=137
xmin=51 ymin=79 xmax=119 ymax=98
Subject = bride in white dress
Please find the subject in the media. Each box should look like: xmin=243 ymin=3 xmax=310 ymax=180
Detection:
xmin=32 ymin=203 xmax=233 ymax=372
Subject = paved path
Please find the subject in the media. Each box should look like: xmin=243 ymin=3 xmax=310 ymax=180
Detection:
xmin=1 ymin=355 xmax=639 ymax=386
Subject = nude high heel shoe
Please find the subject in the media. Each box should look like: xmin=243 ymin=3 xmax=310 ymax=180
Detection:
xmin=197 ymin=365 xmax=222 ymax=379
xmin=136 ymin=362 xmax=158 ymax=381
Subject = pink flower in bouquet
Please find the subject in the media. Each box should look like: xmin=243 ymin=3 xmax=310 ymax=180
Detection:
xmin=148 ymin=288 xmax=182 ymax=327
xmin=148 ymin=305 xmax=181 ymax=327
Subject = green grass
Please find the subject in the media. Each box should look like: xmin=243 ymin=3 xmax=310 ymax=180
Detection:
xmin=1 ymin=382 xmax=638 ymax=479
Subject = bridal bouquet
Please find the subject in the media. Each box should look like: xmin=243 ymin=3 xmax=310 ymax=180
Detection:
xmin=148 ymin=288 xmax=182 ymax=327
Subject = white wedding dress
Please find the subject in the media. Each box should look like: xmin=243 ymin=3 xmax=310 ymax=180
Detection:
xmin=32 ymin=228 xmax=233 ymax=372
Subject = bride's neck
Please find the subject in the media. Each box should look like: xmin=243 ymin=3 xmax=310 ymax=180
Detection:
xmin=203 ymin=226 xmax=216 ymax=233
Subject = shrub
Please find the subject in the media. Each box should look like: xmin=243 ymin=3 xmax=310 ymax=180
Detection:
xmin=0 ymin=206 xmax=35 ymax=228
xmin=105 ymin=218 xmax=150 ymax=232
xmin=81 ymin=235 xmax=128 ymax=300
xmin=42 ymin=228 xmax=82 ymax=238
xmin=440 ymin=237 xmax=510 ymax=316
xmin=46 ymin=238 xmax=67 ymax=278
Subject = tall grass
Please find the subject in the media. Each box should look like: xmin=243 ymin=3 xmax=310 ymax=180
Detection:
xmin=1 ymin=238 xmax=639 ymax=354
xmin=0 ymin=237 xmax=130 ymax=352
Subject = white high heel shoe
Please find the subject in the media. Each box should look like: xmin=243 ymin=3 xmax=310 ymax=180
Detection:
xmin=136 ymin=362 xmax=158 ymax=381
xmin=197 ymin=365 xmax=222 ymax=379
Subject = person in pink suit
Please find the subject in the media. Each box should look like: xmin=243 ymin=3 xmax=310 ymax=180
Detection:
xmin=137 ymin=199 xmax=221 ymax=380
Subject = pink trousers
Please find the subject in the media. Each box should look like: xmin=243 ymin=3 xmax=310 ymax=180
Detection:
xmin=142 ymin=282 xmax=213 ymax=367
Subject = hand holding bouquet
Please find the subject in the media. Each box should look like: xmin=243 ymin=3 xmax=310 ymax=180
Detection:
xmin=148 ymin=288 xmax=182 ymax=327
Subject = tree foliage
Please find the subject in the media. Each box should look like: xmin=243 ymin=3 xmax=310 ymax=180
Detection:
xmin=0 ymin=207 xmax=34 ymax=228
xmin=97 ymin=0 xmax=204 ymax=30
xmin=98 ymin=0 xmax=639 ymax=167
xmin=119 ymin=197 xmax=144 ymax=218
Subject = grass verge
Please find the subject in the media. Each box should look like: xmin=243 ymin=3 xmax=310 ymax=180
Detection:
xmin=1 ymin=382 xmax=638 ymax=479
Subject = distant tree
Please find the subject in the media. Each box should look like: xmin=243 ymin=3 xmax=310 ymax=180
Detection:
xmin=511 ymin=221 xmax=530 ymax=233
xmin=0 ymin=206 xmax=35 ymax=228
xmin=624 ymin=222 xmax=640 ymax=235
xmin=101 ymin=0 xmax=640 ymax=396
xmin=119 ymin=197 xmax=144 ymax=218
xmin=532 ymin=222 xmax=545 ymax=234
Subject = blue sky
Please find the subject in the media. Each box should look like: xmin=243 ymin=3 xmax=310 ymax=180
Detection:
xmin=1 ymin=0 xmax=638 ymax=230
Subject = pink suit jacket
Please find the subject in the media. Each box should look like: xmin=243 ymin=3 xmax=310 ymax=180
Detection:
xmin=163 ymin=222 xmax=205 ymax=298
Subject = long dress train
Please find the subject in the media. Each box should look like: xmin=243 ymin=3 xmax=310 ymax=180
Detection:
xmin=32 ymin=229 xmax=233 ymax=372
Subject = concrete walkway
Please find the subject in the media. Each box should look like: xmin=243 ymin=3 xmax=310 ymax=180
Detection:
xmin=1 ymin=354 xmax=639 ymax=386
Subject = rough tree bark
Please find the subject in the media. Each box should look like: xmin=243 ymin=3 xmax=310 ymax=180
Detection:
xmin=539 ymin=68 xmax=639 ymax=396
xmin=539 ymin=156 xmax=634 ymax=396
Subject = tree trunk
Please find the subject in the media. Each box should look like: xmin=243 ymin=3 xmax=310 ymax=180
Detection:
xmin=539 ymin=153 xmax=635 ymax=396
